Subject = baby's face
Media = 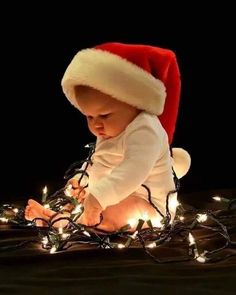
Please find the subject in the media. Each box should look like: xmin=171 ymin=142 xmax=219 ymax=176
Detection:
xmin=75 ymin=86 xmax=140 ymax=139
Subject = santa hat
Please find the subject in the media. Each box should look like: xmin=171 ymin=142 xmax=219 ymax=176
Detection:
xmin=61 ymin=42 xmax=181 ymax=144
xmin=62 ymin=42 xmax=191 ymax=178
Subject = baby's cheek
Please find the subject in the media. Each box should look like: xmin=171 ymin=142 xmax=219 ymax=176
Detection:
xmin=109 ymin=124 xmax=124 ymax=137
xmin=88 ymin=124 xmax=95 ymax=136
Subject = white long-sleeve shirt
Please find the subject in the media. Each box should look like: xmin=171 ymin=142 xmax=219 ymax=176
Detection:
xmin=75 ymin=111 xmax=176 ymax=215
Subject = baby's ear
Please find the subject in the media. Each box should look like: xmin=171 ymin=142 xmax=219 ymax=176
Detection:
xmin=171 ymin=148 xmax=191 ymax=179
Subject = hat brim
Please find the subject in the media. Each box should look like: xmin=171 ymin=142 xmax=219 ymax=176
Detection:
xmin=61 ymin=48 xmax=166 ymax=115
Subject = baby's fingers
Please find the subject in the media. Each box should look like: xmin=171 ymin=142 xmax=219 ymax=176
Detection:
xmin=68 ymin=179 xmax=79 ymax=188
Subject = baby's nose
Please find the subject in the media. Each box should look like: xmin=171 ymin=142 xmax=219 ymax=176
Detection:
xmin=93 ymin=118 xmax=103 ymax=128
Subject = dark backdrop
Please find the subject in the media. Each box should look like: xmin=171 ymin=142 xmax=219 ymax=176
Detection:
xmin=0 ymin=4 xmax=235 ymax=202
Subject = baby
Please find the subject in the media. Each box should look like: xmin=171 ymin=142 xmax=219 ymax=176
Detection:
xmin=25 ymin=42 xmax=191 ymax=232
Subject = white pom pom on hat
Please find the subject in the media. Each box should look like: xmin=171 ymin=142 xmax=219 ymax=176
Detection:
xmin=172 ymin=148 xmax=191 ymax=179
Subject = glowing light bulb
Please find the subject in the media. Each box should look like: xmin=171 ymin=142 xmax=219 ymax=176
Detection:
xmin=58 ymin=227 xmax=63 ymax=234
xmin=169 ymin=196 xmax=180 ymax=211
xmin=147 ymin=242 xmax=156 ymax=248
xmin=50 ymin=245 xmax=57 ymax=254
xmin=188 ymin=233 xmax=195 ymax=246
xmin=83 ymin=231 xmax=91 ymax=237
xmin=212 ymin=195 xmax=229 ymax=203
xmin=0 ymin=217 xmax=8 ymax=223
xmin=61 ymin=233 xmax=70 ymax=239
xmin=72 ymin=204 xmax=82 ymax=214
xmin=64 ymin=184 xmax=73 ymax=197
xmin=196 ymin=255 xmax=206 ymax=263
xmin=152 ymin=217 xmax=163 ymax=228
xmin=131 ymin=231 xmax=138 ymax=239
xmin=142 ymin=212 xmax=148 ymax=221
xmin=127 ymin=218 xmax=137 ymax=228
xmin=42 ymin=236 xmax=48 ymax=246
xmin=117 ymin=243 xmax=125 ymax=249
xmin=197 ymin=213 xmax=208 ymax=223
xmin=212 ymin=196 xmax=221 ymax=201
xmin=42 ymin=186 xmax=48 ymax=203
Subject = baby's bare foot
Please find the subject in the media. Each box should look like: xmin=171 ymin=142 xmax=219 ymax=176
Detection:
xmin=25 ymin=199 xmax=56 ymax=227
xmin=25 ymin=199 xmax=70 ymax=228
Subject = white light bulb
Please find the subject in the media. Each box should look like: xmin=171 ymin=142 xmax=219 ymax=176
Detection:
xmin=50 ymin=245 xmax=57 ymax=254
xmin=188 ymin=233 xmax=195 ymax=246
xmin=212 ymin=196 xmax=221 ymax=201
xmin=117 ymin=244 xmax=125 ymax=249
xmin=197 ymin=214 xmax=208 ymax=223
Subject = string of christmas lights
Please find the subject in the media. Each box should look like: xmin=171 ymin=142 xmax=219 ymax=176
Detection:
xmin=1 ymin=143 xmax=236 ymax=263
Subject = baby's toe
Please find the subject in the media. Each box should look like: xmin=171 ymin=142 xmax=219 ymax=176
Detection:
xmin=24 ymin=206 xmax=31 ymax=218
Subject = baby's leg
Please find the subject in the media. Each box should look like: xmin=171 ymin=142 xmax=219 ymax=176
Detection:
xmin=99 ymin=194 xmax=162 ymax=232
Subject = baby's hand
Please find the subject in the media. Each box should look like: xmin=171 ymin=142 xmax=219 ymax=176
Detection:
xmin=65 ymin=179 xmax=86 ymax=202
xmin=79 ymin=194 xmax=103 ymax=226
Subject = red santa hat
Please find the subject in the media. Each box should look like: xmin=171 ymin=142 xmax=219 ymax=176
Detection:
xmin=61 ymin=42 xmax=181 ymax=144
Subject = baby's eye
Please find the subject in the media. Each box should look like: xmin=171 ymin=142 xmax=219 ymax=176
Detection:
xmin=87 ymin=116 xmax=93 ymax=120
xmin=100 ymin=114 xmax=110 ymax=119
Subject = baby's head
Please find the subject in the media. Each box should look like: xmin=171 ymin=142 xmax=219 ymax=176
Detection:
xmin=62 ymin=42 xmax=181 ymax=144
xmin=74 ymin=85 xmax=140 ymax=139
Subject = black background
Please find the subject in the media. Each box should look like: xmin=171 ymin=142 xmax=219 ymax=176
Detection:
xmin=0 ymin=3 xmax=235 ymax=202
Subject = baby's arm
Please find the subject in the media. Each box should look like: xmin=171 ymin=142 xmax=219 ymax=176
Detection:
xmin=65 ymin=163 xmax=103 ymax=226
xmin=78 ymin=193 xmax=103 ymax=226
xmin=89 ymin=119 xmax=165 ymax=209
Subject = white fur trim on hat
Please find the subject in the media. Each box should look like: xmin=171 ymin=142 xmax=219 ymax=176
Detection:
xmin=61 ymin=49 xmax=166 ymax=115
xmin=172 ymin=148 xmax=191 ymax=179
